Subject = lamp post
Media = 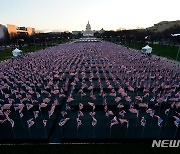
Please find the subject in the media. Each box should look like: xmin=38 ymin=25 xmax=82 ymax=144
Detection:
xmin=57 ymin=37 xmax=60 ymax=44
xmin=171 ymin=34 xmax=180 ymax=61
xmin=110 ymin=36 xmax=112 ymax=42
xmin=45 ymin=38 xmax=49 ymax=47
xmin=34 ymin=38 xmax=39 ymax=50
xmin=123 ymin=35 xmax=126 ymax=46
xmin=52 ymin=37 xmax=55 ymax=46
xmin=117 ymin=36 xmax=120 ymax=43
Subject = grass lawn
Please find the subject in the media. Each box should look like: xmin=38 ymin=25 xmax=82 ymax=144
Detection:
xmin=1 ymin=42 xmax=180 ymax=62
xmin=0 ymin=45 xmax=47 ymax=61
xmin=125 ymin=42 xmax=180 ymax=61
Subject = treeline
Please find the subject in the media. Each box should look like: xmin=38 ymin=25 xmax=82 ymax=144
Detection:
xmin=0 ymin=31 xmax=72 ymax=49
xmin=0 ymin=25 xmax=180 ymax=49
xmin=94 ymin=25 xmax=180 ymax=45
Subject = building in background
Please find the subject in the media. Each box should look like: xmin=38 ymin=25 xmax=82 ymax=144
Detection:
xmin=72 ymin=21 xmax=105 ymax=37
xmin=72 ymin=31 xmax=82 ymax=35
xmin=146 ymin=20 xmax=180 ymax=32
xmin=82 ymin=21 xmax=95 ymax=37
xmin=7 ymin=24 xmax=35 ymax=37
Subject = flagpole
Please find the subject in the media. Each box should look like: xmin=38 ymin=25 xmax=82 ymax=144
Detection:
xmin=174 ymin=126 xmax=178 ymax=138
xmin=44 ymin=125 xmax=47 ymax=139
xmin=150 ymin=116 xmax=154 ymax=127
xmin=93 ymin=126 xmax=95 ymax=138
xmin=126 ymin=126 xmax=128 ymax=138
xmin=28 ymin=127 xmax=32 ymax=139
xmin=165 ymin=113 xmax=169 ymax=126
xmin=109 ymin=126 xmax=111 ymax=138
xmin=158 ymin=127 xmax=162 ymax=137
xmin=19 ymin=115 xmax=24 ymax=128
xmin=11 ymin=126 xmax=16 ymax=139
xmin=142 ymin=126 xmax=145 ymax=138
xmin=77 ymin=126 xmax=79 ymax=138
xmin=61 ymin=126 xmax=63 ymax=139
xmin=136 ymin=116 xmax=138 ymax=127
xmin=126 ymin=122 xmax=129 ymax=138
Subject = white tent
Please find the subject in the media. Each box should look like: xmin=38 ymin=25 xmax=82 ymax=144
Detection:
xmin=142 ymin=45 xmax=152 ymax=54
xmin=12 ymin=48 xmax=22 ymax=57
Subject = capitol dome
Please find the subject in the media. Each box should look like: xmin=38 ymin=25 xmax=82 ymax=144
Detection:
xmin=86 ymin=21 xmax=91 ymax=31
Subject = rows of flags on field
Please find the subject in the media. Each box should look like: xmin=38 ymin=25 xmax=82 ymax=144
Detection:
xmin=0 ymin=42 xmax=179 ymax=137
xmin=0 ymin=99 xmax=179 ymax=130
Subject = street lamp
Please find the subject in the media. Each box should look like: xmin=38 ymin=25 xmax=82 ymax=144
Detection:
xmin=171 ymin=34 xmax=180 ymax=61
xmin=52 ymin=37 xmax=55 ymax=46
xmin=45 ymin=38 xmax=49 ymax=47
xmin=122 ymin=35 xmax=126 ymax=46
xmin=117 ymin=36 xmax=120 ymax=43
xmin=34 ymin=38 xmax=39 ymax=50
xmin=110 ymin=36 xmax=112 ymax=42
xmin=57 ymin=37 xmax=60 ymax=44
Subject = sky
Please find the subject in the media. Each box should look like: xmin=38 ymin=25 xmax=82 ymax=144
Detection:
xmin=0 ymin=0 xmax=180 ymax=32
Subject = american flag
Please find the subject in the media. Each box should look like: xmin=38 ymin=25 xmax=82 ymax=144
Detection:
xmin=39 ymin=103 xmax=47 ymax=111
xmin=9 ymin=119 xmax=14 ymax=128
xmin=19 ymin=111 xmax=24 ymax=118
xmin=173 ymin=116 xmax=180 ymax=127
xmin=106 ymin=110 xmax=114 ymax=117
xmin=43 ymin=119 xmax=48 ymax=127
xmin=119 ymin=118 xmax=129 ymax=128
xmin=89 ymin=111 xmax=96 ymax=117
xmin=1 ymin=104 xmax=12 ymax=110
xmin=33 ymin=111 xmax=39 ymax=119
xmin=58 ymin=118 xmax=70 ymax=127
xmin=4 ymin=110 xmax=11 ymax=121
xmin=79 ymin=103 xmax=83 ymax=110
xmin=92 ymin=117 xmax=97 ymax=126
xmin=119 ymin=110 xmax=126 ymax=118
xmin=165 ymin=108 xmax=170 ymax=115
xmin=141 ymin=117 xmax=146 ymax=127
xmin=155 ymin=115 xmax=163 ymax=127
xmin=78 ymin=111 xmax=84 ymax=117
xmin=27 ymin=118 xmax=35 ymax=128
xmin=14 ymin=104 xmax=24 ymax=112
xmin=129 ymin=107 xmax=139 ymax=117
xmin=61 ymin=111 xmax=67 ymax=117
xmin=77 ymin=117 xmax=82 ymax=128
xmin=26 ymin=103 xmax=33 ymax=111
xmin=110 ymin=116 xmax=119 ymax=128
xmin=146 ymin=108 xmax=155 ymax=117
xmin=88 ymin=102 xmax=95 ymax=110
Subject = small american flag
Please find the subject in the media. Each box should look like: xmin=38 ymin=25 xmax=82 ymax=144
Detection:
xmin=141 ymin=117 xmax=146 ymax=127
xmin=9 ymin=119 xmax=14 ymax=128
xmin=92 ymin=117 xmax=97 ymax=126
xmin=110 ymin=116 xmax=119 ymax=128
xmin=58 ymin=118 xmax=70 ymax=127
xmin=79 ymin=103 xmax=83 ymax=110
xmin=26 ymin=103 xmax=33 ymax=110
xmin=27 ymin=118 xmax=35 ymax=128
xmin=43 ymin=119 xmax=48 ymax=127
xmin=119 ymin=118 xmax=129 ymax=128
xmin=77 ymin=117 xmax=82 ymax=128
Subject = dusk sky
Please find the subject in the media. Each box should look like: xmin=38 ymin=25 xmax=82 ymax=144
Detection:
xmin=0 ymin=0 xmax=179 ymax=32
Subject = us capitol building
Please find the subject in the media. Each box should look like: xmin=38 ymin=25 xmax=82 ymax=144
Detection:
xmin=72 ymin=21 xmax=104 ymax=37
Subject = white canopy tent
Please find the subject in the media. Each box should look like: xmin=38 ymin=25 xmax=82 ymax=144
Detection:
xmin=142 ymin=45 xmax=152 ymax=54
xmin=12 ymin=48 xmax=22 ymax=57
